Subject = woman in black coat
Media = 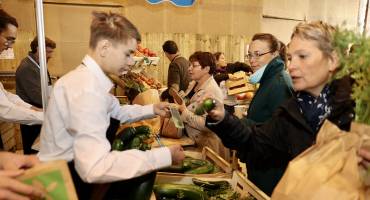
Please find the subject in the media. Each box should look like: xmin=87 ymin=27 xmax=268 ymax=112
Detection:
xmin=204 ymin=21 xmax=355 ymax=196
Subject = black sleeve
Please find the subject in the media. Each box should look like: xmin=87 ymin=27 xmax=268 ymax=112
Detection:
xmin=206 ymin=112 xmax=288 ymax=163
xmin=214 ymin=73 xmax=228 ymax=85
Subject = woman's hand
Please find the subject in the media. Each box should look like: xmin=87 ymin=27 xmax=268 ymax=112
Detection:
xmin=199 ymin=93 xmax=225 ymax=122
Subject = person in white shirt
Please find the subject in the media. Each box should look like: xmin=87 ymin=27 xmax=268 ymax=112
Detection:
xmin=0 ymin=10 xmax=43 ymax=125
xmin=38 ymin=11 xmax=185 ymax=199
xmin=0 ymin=9 xmax=45 ymax=200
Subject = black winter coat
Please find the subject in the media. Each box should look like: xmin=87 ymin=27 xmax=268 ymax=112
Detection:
xmin=206 ymin=76 xmax=355 ymax=195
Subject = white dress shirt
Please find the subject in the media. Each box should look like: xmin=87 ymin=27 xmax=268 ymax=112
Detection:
xmin=38 ymin=55 xmax=172 ymax=183
xmin=0 ymin=82 xmax=43 ymax=125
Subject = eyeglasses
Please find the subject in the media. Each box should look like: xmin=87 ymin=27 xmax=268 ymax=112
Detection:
xmin=245 ymin=50 xmax=273 ymax=60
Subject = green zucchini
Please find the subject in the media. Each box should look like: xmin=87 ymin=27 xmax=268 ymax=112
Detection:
xmin=192 ymin=178 xmax=230 ymax=190
xmin=153 ymin=183 xmax=206 ymax=200
xmin=135 ymin=125 xmax=151 ymax=135
xmin=118 ymin=127 xmax=136 ymax=143
xmin=127 ymin=137 xmax=141 ymax=150
xmin=185 ymin=163 xmax=214 ymax=174
xmin=182 ymin=158 xmax=208 ymax=170
xmin=111 ymin=139 xmax=124 ymax=151
xmin=160 ymin=164 xmax=185 ymax=173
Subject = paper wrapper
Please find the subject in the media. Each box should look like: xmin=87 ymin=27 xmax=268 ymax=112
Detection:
xmin=272 ymin=120 xmax=370 ymax=200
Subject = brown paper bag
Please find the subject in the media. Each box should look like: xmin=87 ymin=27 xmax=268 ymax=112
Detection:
xmin=17 ymin=160 xmax=78 ymax=200
xmin=271 ymin=120 xmax=370 ymax=200
xmin=159 ymin=117 xmax=183 ymax=139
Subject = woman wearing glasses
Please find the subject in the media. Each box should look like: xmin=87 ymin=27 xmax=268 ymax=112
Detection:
xmin=177 ymin=51 xmax=230 ymax=160
xmin=245 ymin=33 xmax=293 ymax=126
xmin=204 ymin=21 xmax=355 ymax=196
xmin=239 ymin=33 xmax=294 ymax=194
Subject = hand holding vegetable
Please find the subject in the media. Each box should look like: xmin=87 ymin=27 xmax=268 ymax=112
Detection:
xmin=198 ymin=93 xmax=225 ymax=122
xmin=168 ymin=144 xmax=185 ymax=165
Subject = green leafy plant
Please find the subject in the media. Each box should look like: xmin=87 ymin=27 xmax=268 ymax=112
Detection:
xmin=332 ymin=28 xmax=370 ymax=125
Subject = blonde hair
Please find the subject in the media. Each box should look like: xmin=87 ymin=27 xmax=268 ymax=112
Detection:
xmin=291 ymin=21 xmax=336 ymax=59
xmin=89 ymin=11 xmax=141 ymax=49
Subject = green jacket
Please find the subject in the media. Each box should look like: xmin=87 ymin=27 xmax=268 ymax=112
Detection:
xmin=243 ymin=57 xmax=293 ymax=125
xmin=240 ymin=56 xmax=293 ymax=195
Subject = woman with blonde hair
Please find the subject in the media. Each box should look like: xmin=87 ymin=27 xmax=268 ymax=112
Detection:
xmin=203 ymin=21 xmax=355 ymax=195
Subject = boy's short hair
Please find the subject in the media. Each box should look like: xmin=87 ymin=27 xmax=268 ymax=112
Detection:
xmin=89 ymin=11 xmax=141 ymax=49
xmin=30 ymin=37 xmax=56 ymax=53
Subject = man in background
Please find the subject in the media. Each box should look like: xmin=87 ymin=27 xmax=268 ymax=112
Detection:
xmin=16 ymin=36 xmax=56 ymax=154
xmin=161 ymin=40 xmax=190 ymax=102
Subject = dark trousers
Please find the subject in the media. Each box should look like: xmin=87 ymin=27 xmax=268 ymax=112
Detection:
xmin=20 ymin=124 xmax=41 ymax=154
xmin=68 ymin=162 xmax=156 ymax=200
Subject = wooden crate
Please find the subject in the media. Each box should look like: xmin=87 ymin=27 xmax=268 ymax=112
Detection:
xmin=0 ymin=122 xmax=16 ymax=151
xmin=153 ymin=171 xmax=270 ymax=200
xmin=157 ymin=147 xmax=232 ymax=178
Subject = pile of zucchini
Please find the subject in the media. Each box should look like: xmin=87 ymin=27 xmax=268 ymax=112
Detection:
xmin=154 ymin=178 xmax=257 ymax=200
xmin=111 ymin=125 xmax=153 ymax=151
xmin=161 ymin=157 xmax=218 ymax=174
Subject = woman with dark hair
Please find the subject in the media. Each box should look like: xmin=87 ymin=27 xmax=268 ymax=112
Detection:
xmin=204 ymin=21 xmax=355 ymax=195
xmin=178 ymin=51 xmax=230 ymax=160
xmin=244 ymin=33 xmax=293 ymax=125
xmin=214 ymin=52 xmax=227 ymax=72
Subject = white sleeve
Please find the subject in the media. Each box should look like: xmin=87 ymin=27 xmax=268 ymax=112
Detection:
xmin=109 ymin=96 xmax=155 ymax=123
xmin=69 ymin=91 xmax=171 ymax=183
xmin=0 ymin=84 xmax=43 ymax=125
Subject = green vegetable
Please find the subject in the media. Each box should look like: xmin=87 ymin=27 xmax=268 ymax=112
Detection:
xmin=112 ymin=139 xmax=124 ymax=151
xmin=128 ymin=137 xmax=141 ymax=150
xmin=160 ymin=164 xmax=184 ymax=173
xmin=202 ymin=98 xmax=216 ymax=112
xmin=135 ymin=125 xmax=151 ymax=135
xmin=185 ymin=163 xmax=214 ymax=174
xmin=182 ymin=157 xmax=208 ymax=170
xmin=194 ymin=106 xmax=205 ymax=115
xmin=192 ymin=178 xmax=230 ymax=190
xmin=333 ymin=28 xmax=370 ymax=125
xmin=118 ymin=127 xmax=136 ymax=143
xmin=153 ymin=183 xmax=206 ymax=200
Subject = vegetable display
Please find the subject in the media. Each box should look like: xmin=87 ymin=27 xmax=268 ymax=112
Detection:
xmin=160 ymin=157 xmax=218 ymax=174
xmin=154 ymin=178 xmax=257 ymax=200
xmin=111 ymin=125 xmax=153 ymax=151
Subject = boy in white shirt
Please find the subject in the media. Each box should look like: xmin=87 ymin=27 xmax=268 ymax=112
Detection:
xmin=38 ymin=11 xmax=184 ymax=199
